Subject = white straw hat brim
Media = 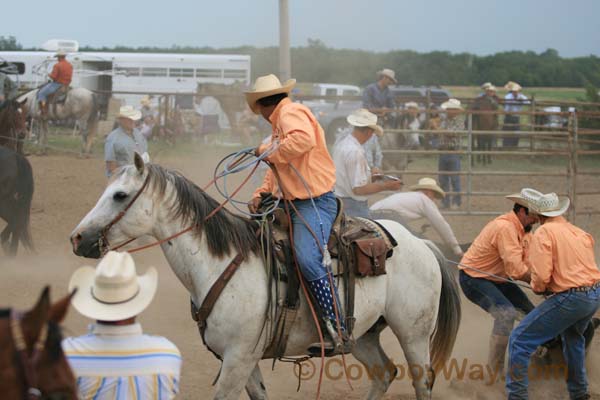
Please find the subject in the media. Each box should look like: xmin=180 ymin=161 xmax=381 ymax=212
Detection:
xmin=69 ymin=266 xmax=158 ymax=321
xmin=410 ymin=183 xmax=445 ymax=198
xmin=535 ymin=198 xmax=570 ymax=217
xmin=245 ymin=79 xmax=296 ymax=114
xmin=118 ymin=110 xmax=142 ymax=121
xmin=346 ymin=115 xmax=383 ymax=137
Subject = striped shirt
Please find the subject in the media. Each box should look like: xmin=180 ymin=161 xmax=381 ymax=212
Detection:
xmin=62 ymin=323 xmax=181 ymax=400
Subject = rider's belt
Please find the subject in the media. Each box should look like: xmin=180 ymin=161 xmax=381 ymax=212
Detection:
xmin=568 ymin=281 xmax=600 ymax=293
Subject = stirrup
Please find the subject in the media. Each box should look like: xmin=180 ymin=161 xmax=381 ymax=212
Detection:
xmin=307 ymin=319 xmax=353 ymax=356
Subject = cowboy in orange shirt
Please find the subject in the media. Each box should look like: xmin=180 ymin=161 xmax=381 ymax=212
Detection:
xmin=458 ymin=188 xmax=540 ymax=376
xmin=507 ymin=192 xmax=600 ymax=400
xmin=36 ymin=50 xmax=73 ymax=117
xmin=245 ymin=74 xmax=349 ymax=355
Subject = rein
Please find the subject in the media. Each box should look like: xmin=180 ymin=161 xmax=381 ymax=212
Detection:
xmin=10 ymin=310 xmax=48 ymax=400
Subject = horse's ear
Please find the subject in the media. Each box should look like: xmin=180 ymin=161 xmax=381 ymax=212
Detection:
xmin=22 ymin=286 xmax=51 ymax=340
xmin=49 ymin=289 xmax=76 ymax=324
xmin=134 ymin=152 xmax=144 ymax=174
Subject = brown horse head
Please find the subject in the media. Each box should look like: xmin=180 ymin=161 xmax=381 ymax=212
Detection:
xmin=0 ymin=286 xmax=78 ymax=400
xmin=0 ymin=98 xmax=28 ymax=154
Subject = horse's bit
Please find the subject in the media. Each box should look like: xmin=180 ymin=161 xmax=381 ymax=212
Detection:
xmin=98 ymin=172 xmax=151 ymax=253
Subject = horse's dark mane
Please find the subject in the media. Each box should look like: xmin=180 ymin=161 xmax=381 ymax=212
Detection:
xmin=146 ymin=164 xmax=259 ymax=259
xmin=0 ymin=309 xmax=9 ymax=318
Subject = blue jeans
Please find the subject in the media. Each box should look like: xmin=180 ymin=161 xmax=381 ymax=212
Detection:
xmin=290 ymin=192 xmax=338 ymax=282
xmin=503 ymin=115 xmax=521 ymax=148
xmin=459 ymin=271 xmax=534 ymax=336
xmin=438 ymin=154 xmax=461 ymax=208
xmin=340 ymin=197 xmax=369 ymax=218
xmin=506 ymin=287 xmax=600 ymax=399
xmin=37 ymin=82 xmax=62 ymax=102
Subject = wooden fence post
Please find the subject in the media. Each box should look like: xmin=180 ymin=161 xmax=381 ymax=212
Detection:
xmin=467 ymin=112 xmax=473 ymax=214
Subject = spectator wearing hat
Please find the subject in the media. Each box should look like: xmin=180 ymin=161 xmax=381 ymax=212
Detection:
xmin=246 ymin=74 xmax=350 ymax=354
xmin=506 ymin=193 xmax=600 ymax=400
xmin=36 ymin=50 xmax=73 ymax=117
xmin=370 ymin=177 xmax=462 ymax=257
xmin=401 ymin=101 xmax=423 ymax=149
xmin=502 ymin=81 xmax=530 ymax=148
xmin=333 ymin=108 xmax=402 ymax=218
xmin=63 ymin=251 xmax=181 ymax=399
xmin=438 ymin=99 xmax=465 ymax=209
xmin=105 ymin=106 xmax=149 ymax=177
xmin=471 ymin=84 xmax=500 ymax=165
xmin=458 ymin=188 xmax=541 ymax=378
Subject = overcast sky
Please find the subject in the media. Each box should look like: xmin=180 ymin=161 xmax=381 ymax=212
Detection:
xmin=3 ymin=0 xmax=599 ymax=57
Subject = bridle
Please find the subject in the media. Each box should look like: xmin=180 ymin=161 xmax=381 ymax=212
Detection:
xmin=98 ymin=172 xmax=152 ymax=253
xmin=9 ymin=310 xmax=48 ymax=400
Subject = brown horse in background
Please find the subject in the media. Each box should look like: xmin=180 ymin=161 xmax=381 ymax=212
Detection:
xmin=0 ymin=99 xmax=28 ymax=154
xmin=471 ymin=94 xmax=499 ymax=165
xmin=0 ymin=287 xmax=78 ymax=399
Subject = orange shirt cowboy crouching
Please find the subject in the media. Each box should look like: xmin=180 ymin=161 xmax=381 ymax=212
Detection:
xmin=253 ymin=97 xmax=336 ymax=200
xmin=49 ymin=58 xmax=73 ymax=86
xmin=460 ymin=211 xmax=530 ymax=282
xmin=529 ymin=216 xmax=600 ymax=293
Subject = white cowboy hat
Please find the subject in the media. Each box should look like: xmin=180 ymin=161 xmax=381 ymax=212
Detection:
xmin=441 ymin=98 xmax=463 ymax=110
xmin=517 ymin=190 xmax=570 ymax=217
xmin=244 ymin=74 xmax=296 ymax=114
xmin=140 ymin=96 xmax=151 ymax=107
xmin=346 ymin=108 xmax=383 ymax=137
xmin=404 ymin=101 xmax=419 ymax=109
xmin=69 ymin=251 xmax=158 ymax=321
xmin=55 ymin=50 xmax=67 ymax=57
xmin=505 ymin=187 xmax=540 ymax=209
xmin=377 ymin=68 xmax=397 ymax=84
xmin=481 ymin=82 xmax=492 ymax=90
xmin=505 ymin=81 xmax=522 ymax=91
xmin=409 ymin=177 xmax=445 ymax=199
xmin=486 ymin=85 xmax=497 ymax=92
xmin=117 ymin=105 xmax=142 ymax=121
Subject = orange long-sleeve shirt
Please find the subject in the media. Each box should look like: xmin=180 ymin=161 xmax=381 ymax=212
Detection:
xmin=254 ymin=98 xmax=336 ymax=200
xmin=529 ymin=216 xmax=600 ymax=293
xmin=460 ymin=212 xmax=530 ymax=281
xmin=49 ymin=59 xmax=73 ymax=85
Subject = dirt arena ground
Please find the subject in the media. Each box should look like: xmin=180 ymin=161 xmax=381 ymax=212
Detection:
xmin=2 ymin=148 xmax=600 ymax=399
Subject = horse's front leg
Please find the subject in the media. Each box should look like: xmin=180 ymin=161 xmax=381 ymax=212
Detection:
xmin=214 ymin=351 xmax=263 ymax=400
xmin=245 ymin=364 xmax=268 ymax=400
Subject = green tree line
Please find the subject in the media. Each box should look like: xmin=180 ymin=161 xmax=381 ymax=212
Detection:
xmin=3 ymin=36 xmax=599 ymax=87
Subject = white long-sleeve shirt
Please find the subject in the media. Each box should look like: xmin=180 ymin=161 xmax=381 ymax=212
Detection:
xmin=370 ymin=191 xmax=461 ymax=254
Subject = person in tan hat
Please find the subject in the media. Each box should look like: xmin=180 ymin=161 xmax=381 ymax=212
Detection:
xmin=62 ymin=251 xmax=181 ymax=399
xmin=333 ymin=108 xmax=402 ymax=217
xmin=370 ymin=177 xmax=462 ymax=257
xmin=438 ymin=99 xmax=465 ymax=209
xmin=502 ymin=81 xmax=529 ymax=148
xmin=104 ymin=105 xmax=149 ymax=178
xmin=507 ymin=192 xmax=600 ymax=399
xmin=246 ymin=74 xmax=349 ymax=355
xmin=458 ymin=188 xmax=541 ymax=380
xmin=362 ymin=68 xmax=397 ymax=117
xmin=36 ymin=49 xmax=73 ymax=118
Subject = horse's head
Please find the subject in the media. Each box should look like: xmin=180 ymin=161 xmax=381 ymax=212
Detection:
xmin=0 ymin=98 xmax=28 ymax=138
xmin=70 ymin=154 xmax=157 ymax=259
xmin=0 ymin=287 xmax=78 ymax=399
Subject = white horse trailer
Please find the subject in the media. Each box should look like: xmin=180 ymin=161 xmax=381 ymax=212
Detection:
xmin=0 ymin=51 xmax=251 ymax=109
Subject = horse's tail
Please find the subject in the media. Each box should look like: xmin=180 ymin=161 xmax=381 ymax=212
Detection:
xmin=423 ymin=239 xmax=461 ymax=372
xmin=87 ymin=92 xmax=99 ymax=126
xmin=15 ymin=153 xmax=34 ymax=250
xmin=82 ymin=92 xmax=99 ymax=154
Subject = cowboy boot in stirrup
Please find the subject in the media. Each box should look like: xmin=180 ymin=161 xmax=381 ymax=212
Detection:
xmin=307 ymin=318 xmax=354 ymax=356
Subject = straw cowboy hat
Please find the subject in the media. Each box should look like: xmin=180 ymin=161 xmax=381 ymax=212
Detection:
xmin=404 ymin=101 xmax=419 ymax=109
xmin=244 ymin=74 xmax=296 ymax=114
xmin=441 ymin=98 xmax=463 ymax=110
xmin=347 ymin=108 xmax=383 ymax=137
xmin=55 ymin=49 xmax=67 ymax=57
xmin=505 ymin=81 xmax=522 ymax=91
xmin=377 ymin=68 xmax=397 ymax=84
xmin=481 ymin=82 xmax=492 ymax=90
xmin=507 ymin=188 xmax=570 ymax=217
xmin=486 ymin=85 xmax=497 ymax=92
xmin=117 ymin=105 xmax=142 ymax=121
xmin=69 ymin=251 xmax=158 ymax=321
xmin=140 ymin=96 xmax=151 ymax=107
xmin=409 ymin=177 xmax=445 ymax=199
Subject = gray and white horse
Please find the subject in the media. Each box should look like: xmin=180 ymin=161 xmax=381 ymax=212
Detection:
xmin=19 ymin=87 xmax=98 ymax=155
xmin=70 ymin=155 xmax=461 ymax=400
